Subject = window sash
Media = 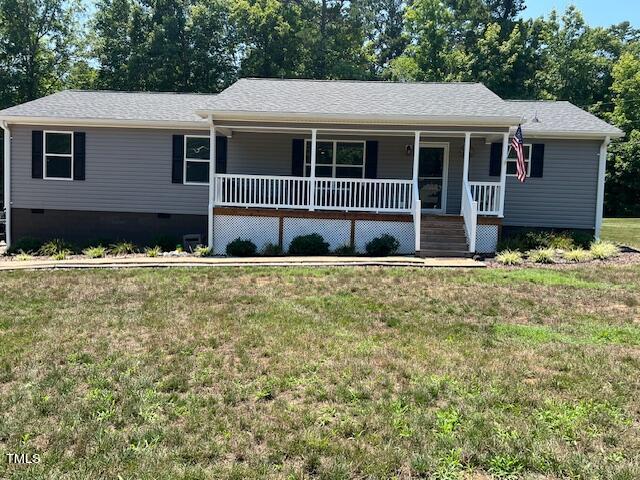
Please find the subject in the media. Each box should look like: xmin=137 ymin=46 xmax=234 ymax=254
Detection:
xmin=44 ymin=131 xmax=73 ymax=180
xmin=303 ymin=140 xmax=366 ymax=178
xmin=506 ymin=143 xmax=532 ymax=177
xmin=184 ymin=135 xmax=211 ymax=185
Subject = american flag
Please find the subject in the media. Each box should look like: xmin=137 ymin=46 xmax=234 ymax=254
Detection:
xmin=512 ymin=125 xmax=526 ymax=183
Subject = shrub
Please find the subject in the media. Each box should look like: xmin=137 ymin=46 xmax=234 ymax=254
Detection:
xmin=83 ymin=246 xmax=107 ymax=258
xmin=563 ymin=248 xmax=592 ymax=263
xmin=226 ymin=238 xmax=257 ymax=257
xmin=110 ymin=241 xmax=136 ymax=256
xmin=498 ymin=229 xmax=594 ymax=253
xmin=194 ymin=245 xmax=212 ymax=257
xmin=288 ymin=234 xmax=329 ymax=256
xmin=8 ymin=237 xmax=42 ymax=254
xmin=262 ymin=243 xmax=283 ymax=256
xmin=153 ymin=235 xmax=179 ymax=252
xmin=39 ymin=238 xmax=75 ymax=256
xmin=15 ymin=251 xmax=33 ymax=261
xmin=527 ymin=248 xmax=556 ymax=264
xmin=590 ymin=241 xmax=619 ymax=260
xmin=569 ymin=231 xmax=594 ymax=249
xmin=145 ymin=246 xmax=162 ymax=257
xmin=334 ymin=244 xmax=356 ymax=256
xmin=365 ymin=234 xmax=400 ymax=256
xmin=52 ymin=249 xmax=71 ymax=260
xmin=547 ymin=234 xmax=574 ymax=250
xmin=495 ymin=250 xmax=523 ymax=265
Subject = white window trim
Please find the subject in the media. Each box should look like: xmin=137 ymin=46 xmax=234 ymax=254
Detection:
xmin=183 ymin=135 xmax=210 ymax=185
xmin=506 ymin=143 xmax=532 ymax=177
xmin=43 ymin=130 xmax=73 ymax=181
xmin=303 ymin=139 xmax=366 ymax=178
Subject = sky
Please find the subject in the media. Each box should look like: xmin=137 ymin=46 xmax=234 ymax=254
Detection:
xmin=521 ymin=0 xmax=640 ymax=27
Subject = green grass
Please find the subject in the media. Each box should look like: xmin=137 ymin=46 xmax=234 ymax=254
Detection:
xmin=1 ymin=265 xmax=640 ymax=478
xmin=601 ymin=217 xmax=640 ymax=249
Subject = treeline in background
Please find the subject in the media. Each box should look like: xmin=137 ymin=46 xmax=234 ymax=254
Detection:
xmin=0 ymin=0 xmax=638 ymax=216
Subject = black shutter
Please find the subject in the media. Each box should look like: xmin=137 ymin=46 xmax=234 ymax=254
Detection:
xmin=73 ymin=132 xmax=86 ymax=180
xmin=291 ymin=139 xmax=304 ymax=176
xmin=216 ymin=136 xmax=227 ymax=174
xmin=489 ymin=142 xmax=502 ymax=177
xmin=172 ymin=135 xmax=184 ymax=183
xmin=32 ymin=130 xmax=43 ymax=179
xmin=530 ymin=143 xmax=545 ymax=178
xmin=365 ymin=140 xmax=378 ymax=179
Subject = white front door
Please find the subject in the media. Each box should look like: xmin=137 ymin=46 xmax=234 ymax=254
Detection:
xmin=418 ymin=143 xmax=449 ymax=214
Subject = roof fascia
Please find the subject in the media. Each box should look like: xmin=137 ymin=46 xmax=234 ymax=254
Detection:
xmin=0 ymin=116 xmax=209 ymax=130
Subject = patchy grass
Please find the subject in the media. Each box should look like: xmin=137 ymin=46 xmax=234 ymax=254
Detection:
xmin=601 ymin=217 xmax=640 ymax=249
xmin=0 ymin=265 xmax=639 ymax=478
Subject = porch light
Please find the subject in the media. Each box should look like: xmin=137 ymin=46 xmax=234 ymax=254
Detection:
xmin=406 ymin=144 xmax=413 ymax=156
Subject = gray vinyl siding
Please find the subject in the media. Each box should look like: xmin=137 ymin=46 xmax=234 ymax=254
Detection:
xmin=469 ymin=139 xmax=600 ymax=229
xmin=11 ymin=125 xmax=209 ymax=215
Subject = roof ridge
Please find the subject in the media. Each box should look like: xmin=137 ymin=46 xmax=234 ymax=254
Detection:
xmin=240 ymin=77 xmax=484 ymax=86
xmin=61 ymin=89 xmax=218 ymax=96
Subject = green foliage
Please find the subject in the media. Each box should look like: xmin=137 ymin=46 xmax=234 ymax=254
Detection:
xmin=499 ymin=229 xmax=593 ymax=252
xmin=288 ymin=234 xmax=329 ymax=256
xmin=109 ymin=241 xmax=136 ymax=256
xmin=590 ymin=241 xmax=620 ymax=260
xmin=261 ymin=243 xmax=282 ymax=256
xmin=193 ymin=245 xmax=212 ymax=257
xmin=495 ymin=250 xmax=523 ymax=265
xmin=51 ymin=249 xmax=71 ymax=261
xmin=144 ymin=246 xmax=162 ymax=258
xmin=14 ymin=251 xmax=33 ymax=261
xmin=563 ymin=248 xmax=592 ymax=262
xmin=333 ymin=244 xmax=356 ymax=256
xmin=527 ymin=248 xmax=556 ymax=264
xmin=152 ymin=235 xmax=178 ymax=253
xmin=365 ymin=234 xmax=399 ymax=256
xmin=8 ymin=237 xmax=42 ymax=255
xmin=83 ymin=246 xmax=108 ymax=259
xmin=226 ymin=238 xmax=257 ymax=257
xmin=39 ymin=239 xmax=75 ymax=257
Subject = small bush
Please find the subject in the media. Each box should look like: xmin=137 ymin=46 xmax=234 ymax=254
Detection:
xmin=194 ymin=245 xmax=212 ymax=257
xmin=153 ymin=235 xmax=179 ymax=252
xmin=39 ymin=238 xmax=75 ymax=256
xmin=495 ymin=250 xmax=523 ymax=265
xmin=288 ymin=234 xmax=329 ymax=256
xmin=262 ymin=243 xmax=283 ymax=256
xmin=563 ymin=248 xmax=592 ymax=263
xmin=15 ymin=251 xmax=33 ymax=261
xmin=569 ymin=231 xmax=594 ymax=249
xmin=52 ymin=249 xmax=71 ymax=260
xmin=527 ymin=248 xmax=556 ymax=264
xmin=145 ymin=246 xmax=162 ymax=257
xmin=8 ymin=237 xmax=42 ymax=254
xmin=226 ymin=238 xmax=257 ymax=257
xmin=110 ymin=241 xmax=136 ymax=256
xmin=590 ymin=241 xmax=619 ymax=260
xmin=365 ymin=234 xmax=399 ymax=256
xmin=498 ymin=229 xmax=594 ymax=252
xmin=83 ymin=246 xmax=107 ymax=258
xmin=547 ymin=235 xmax=574 ymax=250
xmin=334 ymin=244 xmax=356 ymax=256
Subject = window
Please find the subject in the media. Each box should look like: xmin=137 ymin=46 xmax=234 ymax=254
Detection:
xmin=304 ymin=140 xmax=365 ymax=178
xmin=506 ymin=143 xmax=531 ymax=177
xmin=44 ymin=131 xmax=73 ymax=180
xmin=184 ymin=136 xmax=210 ymax=184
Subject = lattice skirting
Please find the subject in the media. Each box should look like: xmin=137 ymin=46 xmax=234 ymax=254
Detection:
xmin=476 ymin=224 xmax=499 ymax=253
xmin=213 ymin=213 xmax=414 ymax=255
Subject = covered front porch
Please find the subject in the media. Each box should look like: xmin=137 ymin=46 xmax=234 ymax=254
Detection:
xmin=203 ymin=122 xmax=511 ymax=255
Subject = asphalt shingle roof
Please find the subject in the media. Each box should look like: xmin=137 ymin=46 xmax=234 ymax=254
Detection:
xmin=506 ymin=100 xmax=623 ymax=137
xmin=201 ymin=78 xmax=514 ymax=119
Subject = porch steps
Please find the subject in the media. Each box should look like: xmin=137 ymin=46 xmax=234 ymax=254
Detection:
xmin=419 ymin=216 xmax=472 ymax=258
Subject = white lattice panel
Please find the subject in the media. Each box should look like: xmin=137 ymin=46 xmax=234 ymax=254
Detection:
xmin=283 ymin=218 xmax=351 ymax=251
xmin=476 ymin=224 xmax=499 ymax=253
xmin=354 ymin=220 xmax=414 ymax=255
xmin=213 ymin=214 xmax=279 ymax=255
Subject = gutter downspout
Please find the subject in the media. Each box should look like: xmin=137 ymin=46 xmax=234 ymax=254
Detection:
xmin=1 ymin=121 xmax=10 ymax=248
xmin=595 ymin=136 xmax=611 ymax=240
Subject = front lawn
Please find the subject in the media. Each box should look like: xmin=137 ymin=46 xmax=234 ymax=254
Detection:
xmin=602 ymin=217 xmax=640 ymax=249
xmin=1 ymin=265 xmax=639 ymax=478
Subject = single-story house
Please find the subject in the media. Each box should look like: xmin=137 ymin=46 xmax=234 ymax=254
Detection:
xmin=0 ymin=78 xmax=624 ymax=256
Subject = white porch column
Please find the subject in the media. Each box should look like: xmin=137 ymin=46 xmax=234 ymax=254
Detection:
xmin=2 ymin=121 xmax=10 ymax=248
xmin=498 ymin=132 xmax=509 ymax=217
xmin=412 ymin=131 xmax=421 ymax=252
xmin=461 ymin=132 xmax=471 ymax=213
xmin=207 ymin=118 xmax=216 ymax=248
xmin=309 ymin=128 xmax=317 ymax=211
xmin=595 ymin=136 xmax=611 ymax=239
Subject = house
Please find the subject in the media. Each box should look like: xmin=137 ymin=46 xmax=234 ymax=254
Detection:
xmin=0 ymin=78 xmax=624 ymax=256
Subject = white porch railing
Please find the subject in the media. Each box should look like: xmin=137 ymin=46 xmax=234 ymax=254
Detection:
xmin=461 ymin=181 xmax=478 ymax=253
xmin=469 ymin=181 xmax=501 ymax=216
xmin=214 ymin=174 xmax=414 ymax=213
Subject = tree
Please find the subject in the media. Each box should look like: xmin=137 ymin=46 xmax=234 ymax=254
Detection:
xmin=0 ymin=0 xmax=80 ymax=108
